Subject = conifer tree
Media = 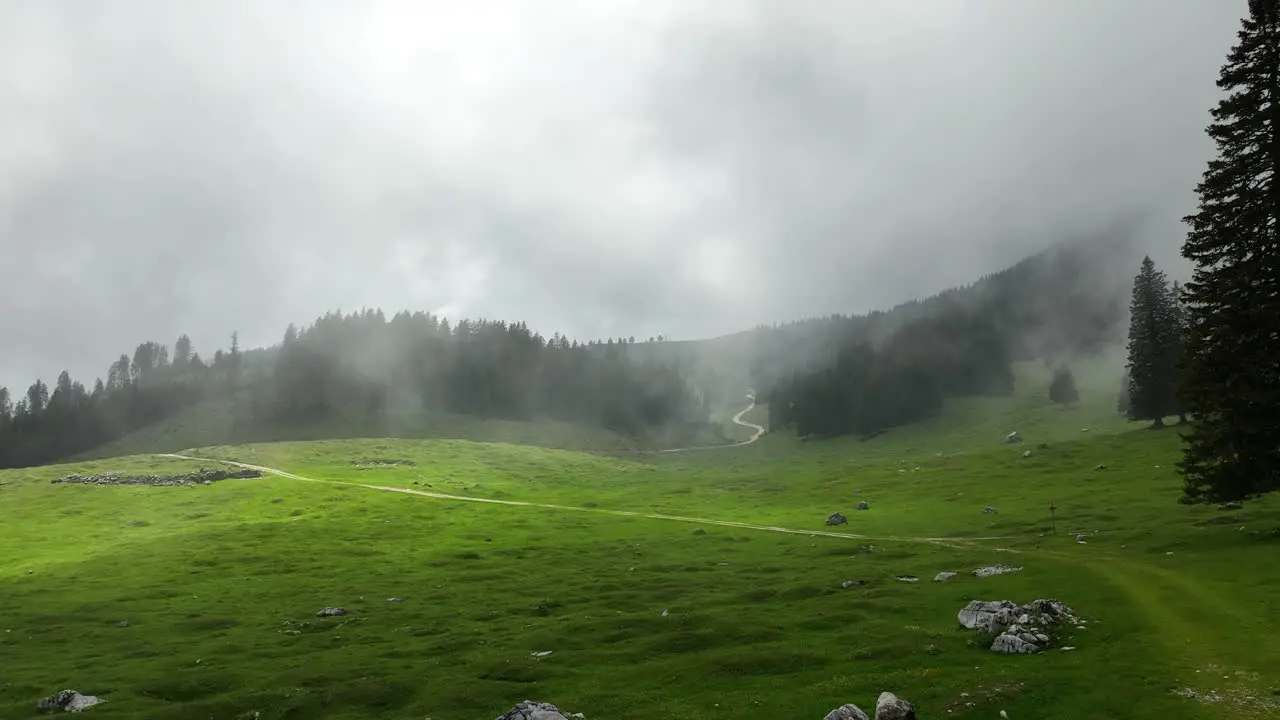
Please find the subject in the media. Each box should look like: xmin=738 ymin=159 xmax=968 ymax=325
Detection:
xmin=1125 ymin=257 xmax=1178 ymax=428
xmin=1179 ymin=0 xmax=1280 ymax=503
xmin=1049 ymin=365 xmax=1079 ymax=408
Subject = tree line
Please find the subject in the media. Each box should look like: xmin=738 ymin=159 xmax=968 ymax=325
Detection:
xmin=756 ymin=236 xmax=1127 ymax=439
xmin=1160 ymin=0 xmax=1279 ymax=504
xmin=0 ymin=311 xmax=707 ymax=469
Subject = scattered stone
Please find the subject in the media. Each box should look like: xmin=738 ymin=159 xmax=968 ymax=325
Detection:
xmin=896 ymin=575 xmax=919 ymax=583
xmin=386 ymin=597 xmax=403 ymax=603
xmin=857 ymin=501 xmax=870 ymax=510
xmin=824 ymin=704 xmax=870 ymax=720
xmin=1095 ymin=463 xmax=1107 ymax=470
xmin=530 ymin=650 xmax=553 ymax=658
xmin=934 ymin=571 xmax=957 ymax=582
xmin=115 ymin=620 xmax=129 ymax=628
xmin=827 ymin=512 xmax=848 ymax=526
xmin=692 ymin=528 xmax=706 ymax=535
xmin=1075 ymin=534 xmax=1087 ymax=544
xmin=983 ymin=506 xmax=997 ymax=514
xmin=841 ymin=579 xmax=865 ymax=589
xmin=37 ymin=689 xmax=105 ymax=713
xmin=1219 ymin=501 xmax=1243 ymax=511
xmin=875 ymin=691 xmax=916 ymax=720
xmin=494 ymin=700 xmax=586 ymax=720
xmin=1061 ymin=646 xmax=1076 ymax=651
xmin=661 ymin=609 xmax=669 ymax=617
xmin=52 ymin=468 xmax=261 ymax=487
xmin=1005 ymin=431 xmax=1023 ymax=444
xmin=1022 ymin=450 xmax=1032 ymax=458
xmin=315 ymin=607 xmax=346 ymax=617
xmin=973 ymin=565 xmax=1022 ymax=577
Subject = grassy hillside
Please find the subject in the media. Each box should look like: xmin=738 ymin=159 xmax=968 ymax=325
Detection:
xmin=78 ymin=395 xmax=652 ymax=461
xmin=3 ymin=357 xmax=1278 ymax=719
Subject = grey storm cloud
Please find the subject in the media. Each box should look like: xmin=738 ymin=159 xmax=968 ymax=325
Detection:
xmin=0 ymin=0 xmax=1246 ymax=390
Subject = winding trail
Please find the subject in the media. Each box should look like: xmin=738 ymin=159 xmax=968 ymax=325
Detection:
xmin=157 ymin=446 xmax=1013 ymax=544
xmin=653 ymin=392 xmax=766 ymax=453
xmin=155 ymin=393 xmax=1016 ymax=544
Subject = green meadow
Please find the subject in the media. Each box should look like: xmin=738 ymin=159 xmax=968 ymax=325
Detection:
xmin=2 ymin=361 xmax=1278 ymax=719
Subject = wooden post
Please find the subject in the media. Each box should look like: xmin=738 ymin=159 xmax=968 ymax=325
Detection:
xmin=1049 ymin=502 xmax=1058 ymax=535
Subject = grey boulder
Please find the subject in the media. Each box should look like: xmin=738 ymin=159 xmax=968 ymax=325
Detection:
xmin=875 ymin=692 xmax=916 ymax=720
xmin=496 ymin=700 xmax=585 ymax=720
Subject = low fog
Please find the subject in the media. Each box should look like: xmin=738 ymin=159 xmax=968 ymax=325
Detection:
xmin=0 ymin=0 xmax=1244 ymax=390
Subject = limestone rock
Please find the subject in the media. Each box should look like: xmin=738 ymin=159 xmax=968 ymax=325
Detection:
xmin=495 ymin=700 xmax=585 ymax=720
xmin=934 ymin=571 xmax=956 ymax=582
xmin=983 ymin=506 xmax=997 ymax=514
xmin=37 ymin=689 xmax=105 ymax=713
xmin=824 ymin=703 xmax=871 ymax=720
xmin=875 ymin=691 xmax=916 ymax=720
xmin=991 ymin=633 xmax=1040 ymax=654
xmin=856 ymin=501 xmax=870 ymax=510
xmin=315 ymin=607 xmax=346 ymax=617
xmin=1005 ymin=431 xmax=1023 ymax=444
xmin=827 ymin=513 xmax=848 ymax=526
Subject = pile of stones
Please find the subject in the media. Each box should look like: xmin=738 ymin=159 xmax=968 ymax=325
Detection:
xmin=52 ymin=467 xmax=262 ymax=487
xmin=957 ymin=598 xmax=1079 ymax=654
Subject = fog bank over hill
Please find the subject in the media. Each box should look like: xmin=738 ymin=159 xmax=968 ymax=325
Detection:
xmin=0 ymin=0 xmax=1239 ymax=391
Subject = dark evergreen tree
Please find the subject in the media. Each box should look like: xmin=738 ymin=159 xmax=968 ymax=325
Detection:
xmin=1125 ymin=257 xmax=1178 ymax=428
xmin=1170 ymin=281 xmax=1190 ymax=424
xmin=1117 ymin=370 xmax=1131 ymax=416
xmin=1179 ymin=0 xmax=1280 ymax=503
xmin=1049 ymin=365 xmax=1080 ymax=408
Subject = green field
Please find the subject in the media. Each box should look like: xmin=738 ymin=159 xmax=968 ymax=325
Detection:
xmin=2 ymin=360 xmax=1278 ymax=719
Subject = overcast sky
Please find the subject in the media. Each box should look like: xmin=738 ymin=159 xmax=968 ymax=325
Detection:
xmin=0 ymin=0 xmax=1245 ymax=390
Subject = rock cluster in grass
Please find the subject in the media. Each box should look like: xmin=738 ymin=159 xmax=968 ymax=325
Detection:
xmin=495 ymin=692 xmax=918 ymax=720
xmin=51 ymin=468 xmax=262 ymax=487
xmin=826 ymin=512 xmax=848 ymax=526
xmin=824 ymin=691 xmax=916 ymax=720
xmin=495 ymin=700 xmax=586 ymax=720
xmin=972 ymin=565 xmax=1022 ymax=577
xmin=37 ymin=689 xmax=105 ymax=712
xmin=958 ymin=598 xmax=1078 ymax=654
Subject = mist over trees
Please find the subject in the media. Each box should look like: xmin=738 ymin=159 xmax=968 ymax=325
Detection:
xmin=1049 ymin=365 xmax=1079 ymax=408
xmin=0 ymin=311 xmax=707 ymax=469
xmin=1177 ymin=0 xmax=1280 ymax=504
xmin=758 ymin=238 xmax=1128 ymax=439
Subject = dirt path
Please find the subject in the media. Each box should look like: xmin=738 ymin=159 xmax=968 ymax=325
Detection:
xmin=654 ymin=392 xmax=766 ymax=453
xmin=157 ymin=452 xmax=1012 ymax=544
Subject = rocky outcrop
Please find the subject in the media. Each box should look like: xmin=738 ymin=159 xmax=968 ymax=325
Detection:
xmin=826 ymin=512 xmax=848 ymax=526
xmin=495 ymin=700 xmax=585 ymax=720
xmin=37 ymin=689 xmax=105 ymax=712
xmin=934 ymin=571 xmax=957 ymax=582
xmin=315 ymin=607 xmax=346 ymax=617
xmin=957 ymin=599 xmax=1078 ymax=654
xmin=824 ymin=704 xmax=870 ymax=720
xmin=52 ymin=468 xmax=261 ymax=487
xmin=875 ymin=692 xmax=916 ymax=720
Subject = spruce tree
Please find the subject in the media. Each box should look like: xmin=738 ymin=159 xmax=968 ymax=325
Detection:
xmin=1179 ymin=0 xmax=1280 ymax=503
xmin=1049 ymin=365 xmax=1079 ymax=408
xmin=1125 ymin=257 xmax=1179 ymax=428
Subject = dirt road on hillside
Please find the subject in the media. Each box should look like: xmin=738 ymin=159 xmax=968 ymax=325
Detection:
xmin=156 ymin=450 xmax=1011 ymax=544
xmin=654 ymin=392 xmax=766 ymax=453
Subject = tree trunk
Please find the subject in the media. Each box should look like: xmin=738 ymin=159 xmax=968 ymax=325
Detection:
xmin=1150 ymin=416 xmax=1166 ymax=429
